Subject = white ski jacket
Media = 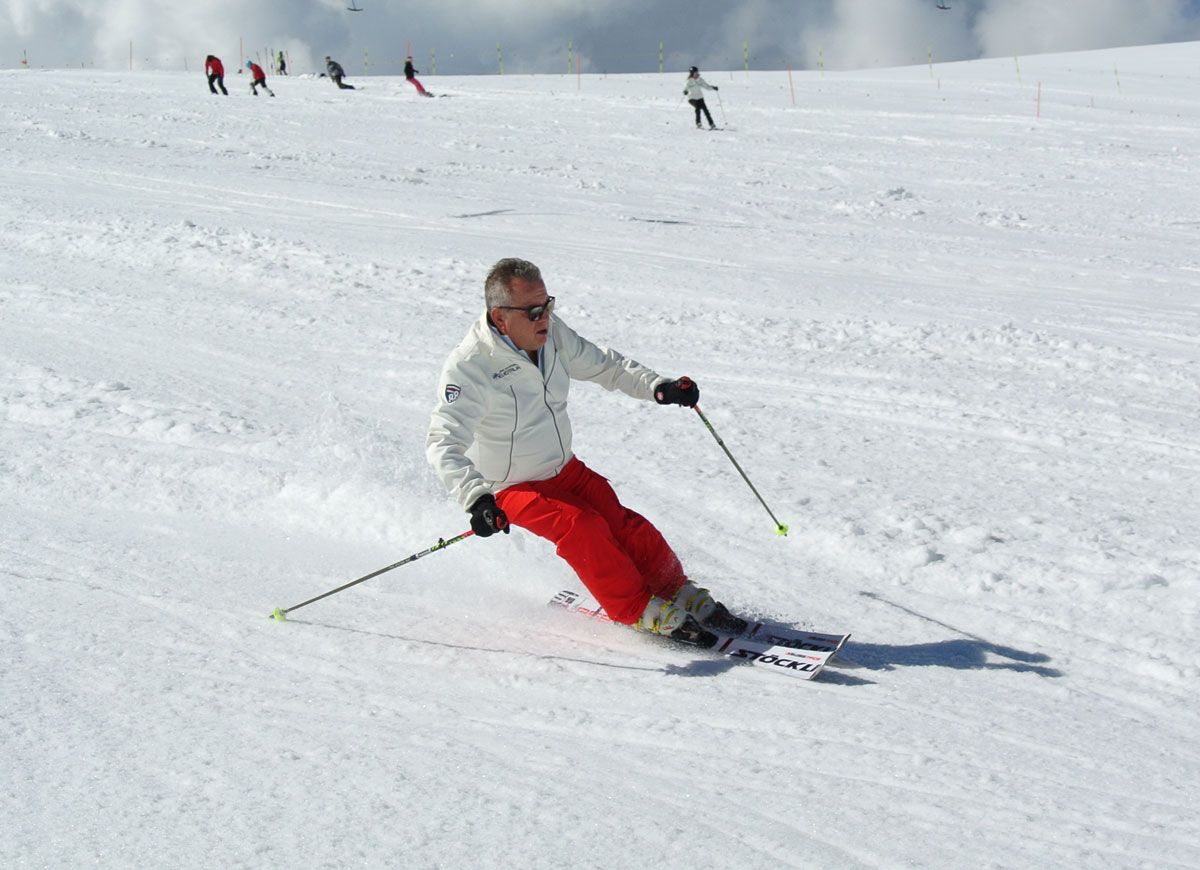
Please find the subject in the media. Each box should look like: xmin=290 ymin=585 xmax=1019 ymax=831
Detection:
xmin=427 ymin=313 xmax=667 ymax=511
xmin=683 ymin=75 xmax=715 ymax=100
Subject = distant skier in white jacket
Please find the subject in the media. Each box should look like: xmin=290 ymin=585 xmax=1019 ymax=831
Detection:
xmin=427 ymin=258 xmax=747 ymax=642
xmin=683 ymin=66 xmax=718 ymax=129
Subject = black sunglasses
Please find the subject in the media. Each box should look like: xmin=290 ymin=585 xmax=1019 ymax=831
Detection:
xmin=497 ymin=295 xmax=555 ymax=321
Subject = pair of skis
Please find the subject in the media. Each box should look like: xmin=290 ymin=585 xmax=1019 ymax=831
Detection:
xmin=549 ymin=590 xmax=853 ymax=682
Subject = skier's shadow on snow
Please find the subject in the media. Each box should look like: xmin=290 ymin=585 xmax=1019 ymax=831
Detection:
xmin=846 ymin=592 xmax=1062 ymax=679
xmin=842 ymin=638 xmax=1060 ymax=679
xmin=290 ymin=619 xmax=666 ymax=675
xmin=663 ymin=658 xmax=742 ymax=679
xmin=452 ymin=208 xmax=515 ymax=219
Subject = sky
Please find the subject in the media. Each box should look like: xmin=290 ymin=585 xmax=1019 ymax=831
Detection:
xmin=3 ymin=0 xmax=1200 ymax=75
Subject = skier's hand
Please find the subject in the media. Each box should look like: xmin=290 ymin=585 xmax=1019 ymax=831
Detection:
xmin=713 ymin=86 xmax=719 ymax=90
xmin=469 ymin=494 xmax=510 ymax=537
xmin=654 ymin=376 xmax=699 ymax=407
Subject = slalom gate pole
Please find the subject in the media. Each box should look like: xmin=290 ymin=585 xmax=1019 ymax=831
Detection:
xmin=269 ymin=530 xmax=475 ymax=620
xmin=692 ymin=405 xmax=788 ymax=536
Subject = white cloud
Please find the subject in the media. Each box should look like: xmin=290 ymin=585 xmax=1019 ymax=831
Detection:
xmin=2 ymin=0 xmax=1198 ymax=73
xmin=973 ymin=0 xmax=1200 ymax=57
xmin=798 ymin=0 xmax=973 ymax=70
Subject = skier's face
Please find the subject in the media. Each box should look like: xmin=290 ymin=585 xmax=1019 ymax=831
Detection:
xmin=492 ymin=276 xmax=552 ymax=352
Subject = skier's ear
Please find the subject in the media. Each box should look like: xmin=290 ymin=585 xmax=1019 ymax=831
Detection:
xmin=490 ymin=307 xmax=510 ymax=336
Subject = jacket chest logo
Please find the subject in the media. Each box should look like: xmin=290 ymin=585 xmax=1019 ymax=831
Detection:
xmin=492 ymin=363 xmax=521 ymax=381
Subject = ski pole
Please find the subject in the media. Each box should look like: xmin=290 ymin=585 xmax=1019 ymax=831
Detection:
xmin=716 ymin=90 xmax=728 ymax=126
xmin=692 ymin=405 xmax=788 ymax=536
xmin=269 ymin=529 xmax=476 ymax=620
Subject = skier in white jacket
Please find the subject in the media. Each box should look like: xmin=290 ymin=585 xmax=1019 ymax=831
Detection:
xmin=427 ymin=258 xmax=746 ymax=642
xmin=683 ymin=66 xmax=718 ymax=129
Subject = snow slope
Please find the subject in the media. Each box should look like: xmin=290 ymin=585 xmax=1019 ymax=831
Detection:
xmin=3 ymin=43 xmax=1199 ymax=869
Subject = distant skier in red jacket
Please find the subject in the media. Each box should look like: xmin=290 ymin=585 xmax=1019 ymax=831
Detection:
xmin=245 ymin=60 xmax=275 ymax=97
xmin=205 ymin=55 xmax=228 ymax=95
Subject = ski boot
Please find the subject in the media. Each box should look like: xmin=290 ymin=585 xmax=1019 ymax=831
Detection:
xmin=636 ymin=594 xmax=729 ymax=649
xmin=675 ymin=583 xmax=750 ymax=635
xmin=703 ymin=601 xmax=749 ymax=635
xmin=636 ymin=595 xmax=687 ymax=636
xmin=668 ymin=614 xmax=720 ymax=649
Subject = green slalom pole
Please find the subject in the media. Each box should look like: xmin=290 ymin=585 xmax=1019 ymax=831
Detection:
xmin=693 ymin=405 xmax=789 ymax=536
xmin=269 ymin=530 xmax=475 ymax=621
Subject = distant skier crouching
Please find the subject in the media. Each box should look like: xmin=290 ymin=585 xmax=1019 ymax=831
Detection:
xmin=325 ymin=56 xmax=356 ymax=90
xmin=246 ymin=60 xmax=275 ymax=97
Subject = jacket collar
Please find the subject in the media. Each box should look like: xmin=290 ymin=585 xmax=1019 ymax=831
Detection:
xmin=477 ymin=312 xmax=523 ymax=360
xmin=477 ymin=311 xmax=552 ymax=368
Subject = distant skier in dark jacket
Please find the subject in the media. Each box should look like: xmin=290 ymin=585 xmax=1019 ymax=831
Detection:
xmin=683 ymin=66 xmax=718 ymax=129
xmin=404 ymin=56 xmax=431 ymax=96
xmin=205 ymin=55 xmax=228 ymax=95
xmin=276 ymin=50 xmax=287 ymax=75
xmin=325 ymin=56 xmax=356 ymax=90
xmin=245 ymin=60 xmax=275 ymax=97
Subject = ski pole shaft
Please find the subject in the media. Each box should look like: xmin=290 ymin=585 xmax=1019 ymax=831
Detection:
xmin=716 ymin=90 xmax=727 ymax=125
xmin=269 ymin=530 xmax=474 ymax=620
xmin=693 ymin=405 xmax=788 ymax=536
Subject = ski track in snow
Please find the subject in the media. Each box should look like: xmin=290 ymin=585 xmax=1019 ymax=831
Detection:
xmin=3 ymin=45 xmax=1200 ymax=869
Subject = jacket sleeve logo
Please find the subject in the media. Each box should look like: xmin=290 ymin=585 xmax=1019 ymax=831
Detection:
xmin=444 ymin=384 xmax=462 ymax=403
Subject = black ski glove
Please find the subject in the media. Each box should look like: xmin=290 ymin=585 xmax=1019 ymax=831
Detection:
xmin=713 ymin=86 xmax=719 ymax=90
xmin=469 ymin=493 xmax=510 ymax=537
xmin=654 ymin=376 xmax=699 ymax=407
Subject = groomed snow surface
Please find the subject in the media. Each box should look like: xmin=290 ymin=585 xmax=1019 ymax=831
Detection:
xmin=3 ymin=42 xmax=1199 ymax=869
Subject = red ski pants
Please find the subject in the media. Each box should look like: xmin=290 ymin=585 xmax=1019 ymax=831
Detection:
xmin=495 ymin=457 xmax=687 ymax=625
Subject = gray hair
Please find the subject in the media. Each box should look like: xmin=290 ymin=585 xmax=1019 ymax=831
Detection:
xmin=485 ymin=258 xmax=542 ymax=309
